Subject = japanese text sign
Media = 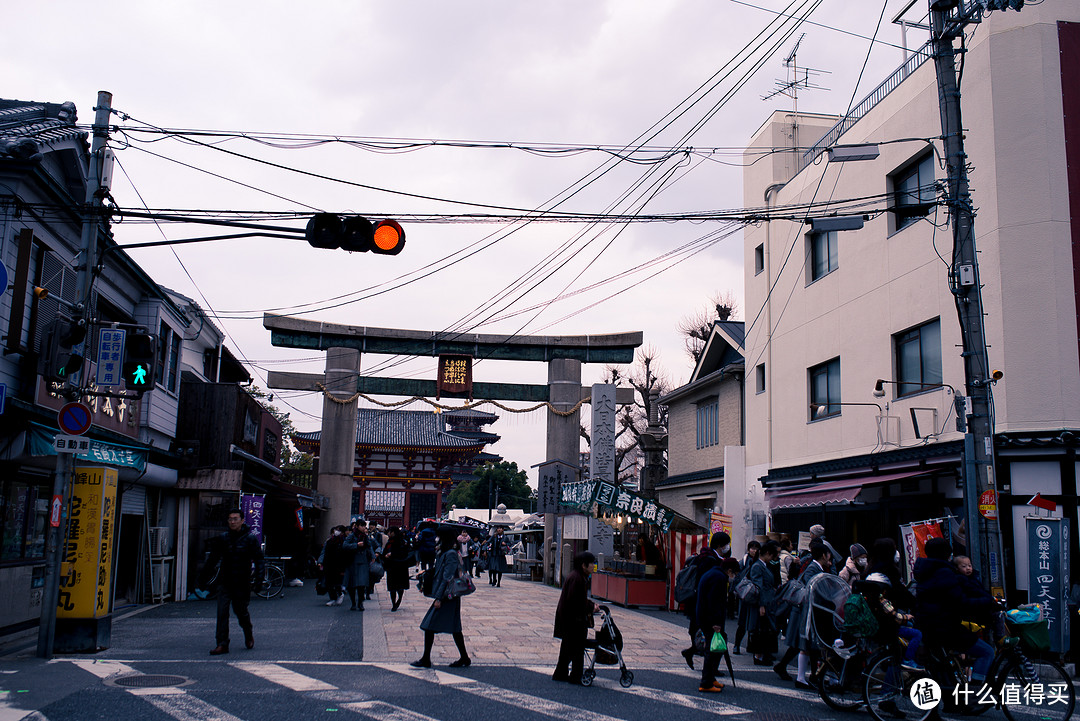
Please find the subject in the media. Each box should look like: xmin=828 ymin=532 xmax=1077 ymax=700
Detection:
xmin=1026 ymin=516 xmax=1070 ymax=653
xmin=58 ymin=466 xmax=118 ymax=619
xmin=437 ymin=355 xmax=472 ymax=400
xmin=589 ymin=384 xmax=617 ymax=485
xmin=95 ymin=329 xmax=126 ymax=387
xmin=241 ymin=493 xmax=265 ymax=545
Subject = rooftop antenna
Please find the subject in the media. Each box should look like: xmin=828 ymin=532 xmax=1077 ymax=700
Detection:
xmin=762 ymin=34 xmax=830 ymax=157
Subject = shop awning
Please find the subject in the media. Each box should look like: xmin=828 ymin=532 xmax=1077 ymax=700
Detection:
xmin=767 ymin=470 xmax=926 ymax=510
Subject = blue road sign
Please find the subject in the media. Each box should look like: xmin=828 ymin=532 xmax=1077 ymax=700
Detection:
xmin=57 ymin=401 xmax=93 ymax=436
xmin=96 ymin=328 xmax=126 ymax=387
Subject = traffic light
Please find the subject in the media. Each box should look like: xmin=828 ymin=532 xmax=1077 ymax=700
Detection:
xmin=42 ymin=318 xmax=86 ymax=384
xmin=304 ymin=213 xmax=405 ymax=255
xmin=122 ymin=333 xmax=157 ymax=394
xmin=984 ymin=0 xmax=1023 ymax=9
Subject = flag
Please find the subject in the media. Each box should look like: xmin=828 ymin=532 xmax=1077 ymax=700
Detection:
xmin=1027 ymin=493 xmax=1057 ymax=512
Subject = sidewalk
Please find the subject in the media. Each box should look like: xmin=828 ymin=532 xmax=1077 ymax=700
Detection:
xmin=369 ymin=572 xmax=691 ymax=667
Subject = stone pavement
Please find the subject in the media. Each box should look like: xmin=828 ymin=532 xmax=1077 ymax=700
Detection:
xmin=364 ymin=571 xmax=691 ymax=668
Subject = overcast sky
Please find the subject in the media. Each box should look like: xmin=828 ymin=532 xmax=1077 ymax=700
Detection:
xmin=6 ymin=1 xmax=931 ymax=493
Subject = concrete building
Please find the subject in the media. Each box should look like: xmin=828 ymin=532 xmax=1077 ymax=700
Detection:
xmin=740 ymin=6 xmax=1080 ymax=598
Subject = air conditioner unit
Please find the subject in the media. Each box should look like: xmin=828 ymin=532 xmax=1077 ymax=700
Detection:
xmin=149 ymin=527 xmax=169 ymax=556
xmin=151 ymin=562 xmax=171 ymax=597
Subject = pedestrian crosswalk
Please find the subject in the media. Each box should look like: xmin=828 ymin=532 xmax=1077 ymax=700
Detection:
xmin=11 ymin=660 xmax=760 ymax=721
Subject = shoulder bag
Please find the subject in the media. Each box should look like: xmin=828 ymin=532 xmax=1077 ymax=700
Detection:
xmin=446 ymin=569 xmax=476 ymax=600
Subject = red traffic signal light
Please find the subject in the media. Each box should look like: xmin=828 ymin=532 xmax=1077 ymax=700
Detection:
xmin=305 ymin=214 xmax=405 ymax=255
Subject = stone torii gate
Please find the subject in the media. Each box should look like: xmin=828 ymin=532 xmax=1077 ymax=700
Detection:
xmin=263 ymin=313 xmax=642 ymax=582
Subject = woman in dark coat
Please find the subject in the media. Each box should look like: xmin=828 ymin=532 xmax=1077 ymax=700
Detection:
xmin=317 ymin=526 xmax=348 ymax=606
xmin=382 ymin=527 xmax=411 ymax=612
xmin=746 ymin=541 xmax=780 ymax=666
xmin=411 ymin=527 xmax=470 ymax=668
xmin=552 ymin=551 xmax=599 ymax=684
xmin=343 ymin=522 xmax=373 ymax=611
xmin=484 ymin=528 xmax=511 ymax=587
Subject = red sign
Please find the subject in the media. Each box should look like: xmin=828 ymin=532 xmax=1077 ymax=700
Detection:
xmin=979 ymin=489 xmax=998 ymax=520
xmin=436 ymin=355 xmax=473 ymax=400
xmin=1027 ymin=492 xmax=1057 ymax=513
xmin=57 ymin=401 xmax=93 ymax=435
xmin=50 ymin=495 xmax=63 ymax=527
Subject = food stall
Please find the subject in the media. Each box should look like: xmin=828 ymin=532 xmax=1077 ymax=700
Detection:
xmin=559 ymin=479 xmax=707 ymax=609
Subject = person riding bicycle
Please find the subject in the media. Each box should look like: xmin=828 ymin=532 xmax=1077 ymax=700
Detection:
xmin=857 ymin=537 xmax=923 ymax=670
xmin=913 ymin=537 xmax=998 ymax=686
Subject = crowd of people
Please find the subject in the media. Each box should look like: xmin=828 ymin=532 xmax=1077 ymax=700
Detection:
xmin=678 ymin=524 xmax=1006 ymax=697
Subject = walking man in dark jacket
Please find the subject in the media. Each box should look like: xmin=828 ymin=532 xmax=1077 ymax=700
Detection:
xmin=552 ymin=552 xmax=599 ymax=685
xmin=199 ymin=509 xmax=264 ymax=655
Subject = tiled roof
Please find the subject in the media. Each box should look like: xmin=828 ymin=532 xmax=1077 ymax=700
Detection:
xmin=293 ymin=409 xmax=485 ymax=449
xmin=0 ymin=100 xmax=85 ymax=158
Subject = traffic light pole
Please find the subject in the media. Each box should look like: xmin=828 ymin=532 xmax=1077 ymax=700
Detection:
xmin=36 ymin=92 xmax=114 ymax=658
xmin=928 ymin=1 xmax=1006 ymax=595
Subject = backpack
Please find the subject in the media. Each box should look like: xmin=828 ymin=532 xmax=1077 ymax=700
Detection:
xmin=674 ymin=556 xmax=704 ymax=605
xmin=843 ymin=592 xmax=880 ymax=638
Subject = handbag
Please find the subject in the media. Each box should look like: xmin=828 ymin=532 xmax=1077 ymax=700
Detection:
xmin=417 ymin=570 xmax=434 ymax=598
xmin=694 ymin=629 xmax=707 ymax=653
xmin=734 ymin=577 xmax=759 ymax=602
xmin=446 ymin=571 xmax=476 ymax=600
xmin=369 ymin=560 xmax=385 ymax=582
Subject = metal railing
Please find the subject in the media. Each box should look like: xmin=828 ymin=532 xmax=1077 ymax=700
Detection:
xmin=797 ymin=40 xmax=935 ymax=175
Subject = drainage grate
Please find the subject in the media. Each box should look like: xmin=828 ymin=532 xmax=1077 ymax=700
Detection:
xmin=111 ymin=674 xmax=189 ymax=688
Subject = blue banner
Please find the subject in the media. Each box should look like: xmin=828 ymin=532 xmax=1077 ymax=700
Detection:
xmin=1026 ymin=516 xmax=1070 ymax=653
xmin=241 ymin=493 xmax=265 ymax=545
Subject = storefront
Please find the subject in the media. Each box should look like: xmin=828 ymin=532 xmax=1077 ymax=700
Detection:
xmin=558 ymin=479 xmax=706 ymax=609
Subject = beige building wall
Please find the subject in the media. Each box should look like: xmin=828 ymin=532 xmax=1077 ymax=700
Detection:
xmin=742 ymin=7 xmax=1080 ymax=476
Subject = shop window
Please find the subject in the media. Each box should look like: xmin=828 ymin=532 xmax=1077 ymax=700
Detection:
xmin=1 ymin=478 xmax=50 ymax=561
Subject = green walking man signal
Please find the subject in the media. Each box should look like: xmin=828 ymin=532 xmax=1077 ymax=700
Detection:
xmin=122 ymin=333 xmax=158 ymax=394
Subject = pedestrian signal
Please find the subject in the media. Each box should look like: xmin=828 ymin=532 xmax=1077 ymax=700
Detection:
xmin=305 ymin=214 xmax=405 ymax=255
xmin=42 ymin=318 xmax=86 ymax=384
xmin=122 ymin=333 xmax=157 ymax=393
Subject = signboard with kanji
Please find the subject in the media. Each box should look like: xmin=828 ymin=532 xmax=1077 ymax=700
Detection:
xmin=537 ymin=460 xmax=575 ymax=514
xmin=437 ymin=354 xmax=472 ymax=400
xmin=95 ymin=328 xmax=126 ymax=387
xmin=57 ymin=466 xmax=118 ymax=619
xmin=589 ymin=384 xmax=616 ymax=485
xmin=1026 ymin=516 xmax=1070 ymax=653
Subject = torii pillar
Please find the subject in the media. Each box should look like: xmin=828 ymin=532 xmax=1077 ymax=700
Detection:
xmin=317 ymin=347 xmax=361 ymax=537
xmin=545 ymin=358 xmax=581 ymax=585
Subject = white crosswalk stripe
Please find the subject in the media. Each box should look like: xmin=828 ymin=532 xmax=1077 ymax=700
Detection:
xmin=69 ymin=659 xmax=244 ymax=721
xmin=520 ymin=665 xmax=750 ymax=716
xmin=229 ymin=662 xmax=336 ymax=692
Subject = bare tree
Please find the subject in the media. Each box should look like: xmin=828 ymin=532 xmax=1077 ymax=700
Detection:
xmin=580 ymin=346 xmax=670 ymax=486
xmin=677 ymin=291 xmax=739 ymax=365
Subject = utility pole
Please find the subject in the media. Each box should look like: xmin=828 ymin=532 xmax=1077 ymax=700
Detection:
xmin=927 ymin=2 xmax=1006 ymax=596
xmin=37 ymin=91 xmax=113 ymax=659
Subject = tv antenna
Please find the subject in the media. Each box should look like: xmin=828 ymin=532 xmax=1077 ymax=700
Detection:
xmin=762 ymin=34 xmax=829 ymax=152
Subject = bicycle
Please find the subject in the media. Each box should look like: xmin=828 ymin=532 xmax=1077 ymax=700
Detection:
xmin=862 ymin=641 xmax=935 ymax=721
xmin=816 ymin=639 xmax=872 ymax=711
xmin=254 ymin=557 xmax=288 ymax=599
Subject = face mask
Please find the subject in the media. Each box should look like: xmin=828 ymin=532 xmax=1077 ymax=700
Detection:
xmin=720 ymin=544 xmax=731 ymax=554
xmin=333 ymin=530 xmax=342 ymax=537
xmin=893 ymin=551 xmax=901 ymax=564
xmin=856 ymin=558 xmax=868 ymax=568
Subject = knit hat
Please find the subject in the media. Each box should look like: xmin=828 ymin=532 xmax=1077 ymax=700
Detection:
xmin=850 ymin=543 xmax=867 ymax=559
xmin=809 ymin=524 xmax=826 ymax=537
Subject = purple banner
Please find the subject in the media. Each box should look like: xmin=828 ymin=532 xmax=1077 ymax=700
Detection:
xmin=241 ymin=493 xmax=265 ymax=545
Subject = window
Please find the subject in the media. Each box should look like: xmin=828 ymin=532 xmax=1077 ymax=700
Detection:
xmin=1 ymin=477 xmax=50 ymax=562
xmin=809 ymin=358 xmax=841 ymax=419
xmin=157 ymin=322 xmax=182 ymax=393
xmin=696 ymin=400 xmax=719 ymax=449
xmin=895 ymin=319 xmax=942 ymax=397
xmin=754 ymin=244 xmax=765 ymax=275
xmin=755 ymin=363 xmax=766 ymax=394
xmin=808 ymin=230 xmax=838 ymax=282
xmin=892 ymin=153 xmax=936 ymax=231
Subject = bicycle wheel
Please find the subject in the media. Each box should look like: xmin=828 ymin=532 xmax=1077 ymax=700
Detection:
xmin=864 ymin=652 xmax=935 ymax=721
xmin=257 ymin=565 xmax=285 ymax=599
xmin=818 ymin=648 xmax=866 ymax=711
xmin=997 ymin=657 xmax=1075 ymax=721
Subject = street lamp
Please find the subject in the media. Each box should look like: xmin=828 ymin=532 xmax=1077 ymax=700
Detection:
xmin=873 ymin=378 xmax=958 ymax=398
xmin=809 ymin=401 xmax=883 ymax=420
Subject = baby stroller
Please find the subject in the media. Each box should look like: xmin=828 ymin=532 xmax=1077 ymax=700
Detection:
xmin=805 ymin=573 xmax=867 ymax=711
xmin=582 ymin=605 xmax=634 ymax=688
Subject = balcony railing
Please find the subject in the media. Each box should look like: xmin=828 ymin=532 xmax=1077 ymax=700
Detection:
xmin=797 ymin=40 xmax=934 ymax=175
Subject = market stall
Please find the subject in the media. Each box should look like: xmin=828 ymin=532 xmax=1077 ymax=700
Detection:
xmin=559 ymin=479 xmax=707 ymax=609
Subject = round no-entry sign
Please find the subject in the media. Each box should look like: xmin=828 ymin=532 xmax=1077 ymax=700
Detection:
xmin=57 ymin=401 xmax=93 ymax=436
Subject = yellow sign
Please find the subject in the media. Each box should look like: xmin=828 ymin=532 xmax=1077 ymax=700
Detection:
xmin=57 ymin=466 xmax=118 ymax=618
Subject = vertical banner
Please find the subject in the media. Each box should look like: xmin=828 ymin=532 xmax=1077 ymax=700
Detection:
xmin=590 ymin=384 xmax=617 ymax=485
xmin=899 ymin=524 xmax=917 ymax=582
xmin=1026 ymin=516 xmax=1071 ymax=653
xmin=538 ymin=460 xmax=575 ymax=514
xmin=241 ymin=493 xmax=265 ymax=545
xmin=58 ymin=467 xmax=118 ymax=619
